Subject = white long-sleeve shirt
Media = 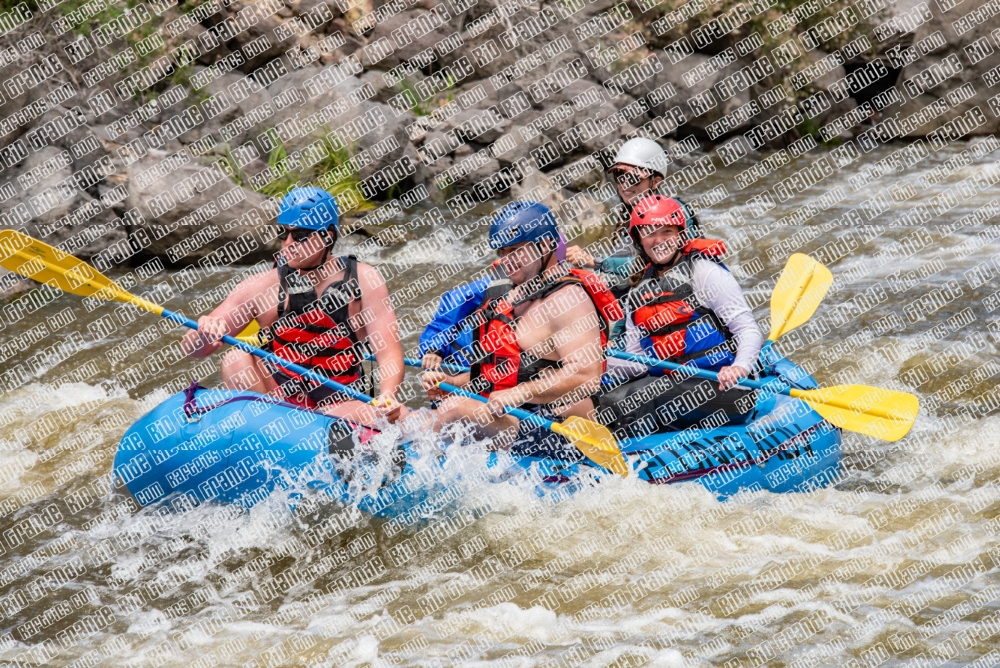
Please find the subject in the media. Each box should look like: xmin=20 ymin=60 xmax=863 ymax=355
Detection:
xmin=607 ymin=258 xmax=764 ymax=379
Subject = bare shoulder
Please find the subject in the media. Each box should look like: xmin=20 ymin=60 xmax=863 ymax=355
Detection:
xmin=355 ymin=261 xmax=386 ymax=290
xmin=224 ymin=268 xmax=278 ymax=312
xmin=544 ymin=283 xmax=595 ymax=318
xmin=236 ymin=267 xmax=278 ymax=296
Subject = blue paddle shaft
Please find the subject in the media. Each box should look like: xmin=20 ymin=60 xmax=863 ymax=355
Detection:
xmin=162 ymin=307 xmax=376 ymax=404
xmin=404 ymin=357 xmax=470 ymax=373
xmin=437 ymin=382 xmax=554 ymax=430
xmin=400 ymin=350 xmax=790 ymax=396
xmin=405 ymin=356 xmax=470 ymax=373
xmin=608 ymin=350 xmax=792 ymax=395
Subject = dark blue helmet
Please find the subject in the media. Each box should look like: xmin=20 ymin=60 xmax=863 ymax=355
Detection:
xmin=489 ymin=201 xmax=559 ymax=250
xmin=278 ymin=186 xmax=339 ymax=233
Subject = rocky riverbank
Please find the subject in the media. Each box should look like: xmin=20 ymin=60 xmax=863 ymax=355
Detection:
xmin=0 ymin=0 xmax=996 ymax=265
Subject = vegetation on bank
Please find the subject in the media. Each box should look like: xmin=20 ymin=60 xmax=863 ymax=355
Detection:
xmin=6 ymin=0 xmax=372 ymax=211
xmin=222 ymin=129 xmax=374 ymax=214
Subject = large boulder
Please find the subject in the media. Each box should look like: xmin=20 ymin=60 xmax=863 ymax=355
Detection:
xmin=366 ymin=9 xmax=456 ymax=70
xmin=266 ymin=67 xmax=416 ymax=193
xmin=199 ymin=0 xmax=299 ymax=72
xmin=0 ymin=52 xmax=52 ymax=153
xmin=891 ymin=0 xmax=1000 ymax=138
xmin=198 ymin=72 xmax=274 ymax=151
xmin=126 ymin=152 xmax=279 ymax=266
xmin=649 ymin=53 xmax=755 ymax=139
xmin=1 ymin=146 xmax=124 ymax=260
xmin=525 ymin=80 xmax=639 ymax=160
xmin=511 ymin=168 xmax=609 ymax=232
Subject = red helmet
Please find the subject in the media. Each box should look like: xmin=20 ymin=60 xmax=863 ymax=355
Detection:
xmin=628 ymin=195 xmax=688 ymax=233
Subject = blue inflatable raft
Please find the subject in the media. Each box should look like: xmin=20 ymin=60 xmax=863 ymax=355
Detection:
xmin=113 ymin=357 xmax=842 ymax=517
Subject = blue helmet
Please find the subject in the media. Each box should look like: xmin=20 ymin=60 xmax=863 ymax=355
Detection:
xmin=277 ymin=186 xmax=339 ymax=233
xmin=489 ymin=201 xmax=559 ymax=250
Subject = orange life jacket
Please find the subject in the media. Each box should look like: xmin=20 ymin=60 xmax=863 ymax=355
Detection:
xmin=628 ymin=238 xmax=736 ymax=370
xmin=469 ymin=267 xmax=623 ymax=397
xmin=267 ymin=256 xmax=368 ymax=405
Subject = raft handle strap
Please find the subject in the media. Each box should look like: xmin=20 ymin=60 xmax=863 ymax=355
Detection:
xmin=180 ymin=380 xmax=379 ymax=436
xmin=182 ymin=380 xmax=301 ymax=423
xmin=183 ymin=381 xmax=206 ymax=422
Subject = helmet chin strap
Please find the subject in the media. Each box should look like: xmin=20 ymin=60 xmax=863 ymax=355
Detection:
xmin=651 ymin=246 xmax=682 ymax=270
xmin=539 ymin=241 xmax=556 ymax=277
xmin=518 ymin=240 xmax=562 ymax=302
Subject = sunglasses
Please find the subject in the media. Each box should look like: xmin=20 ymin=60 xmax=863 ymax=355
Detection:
xmin=610 ymin=169 xmax=651 ymax=187
xmin=275 ymin=227 xmax=316 ymax=243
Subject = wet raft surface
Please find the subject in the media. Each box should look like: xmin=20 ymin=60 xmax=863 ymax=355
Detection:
xmin=112 ymin=377 xmax=840 ymax=512
xmin=3 ymin=142 xmax=1000 ymax=665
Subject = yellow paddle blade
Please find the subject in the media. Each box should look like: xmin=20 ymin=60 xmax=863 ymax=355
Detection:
xmin=236 ymin=319 xmax=263 ymax=345
xmin=553 ymin=416 xmax=629 ymax=477
xmin=790 ymin=384 xmax=919 ymax=442
xmin=0 ymin=230 xmax=162 ymax=315
xmin=769 ymin=253 xmax=833 ymax=341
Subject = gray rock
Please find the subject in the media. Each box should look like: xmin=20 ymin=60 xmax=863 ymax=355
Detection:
xmin=2 ymin=146 xmax=124 ymax=259
xmin=653 ymin=54 xmax=754 ymax=138
xmin=189 ymin=22 xmax=239 ymax=67
xmin=457 ymin=17 xmax=519 ymax=79
xmin=360 ymin=68 xmax=393 ymax=104
xmin=287 ymin=0 xmax=331 ymax=18
xmin=547 ymin=156 xmax=604 ymax=192
xmin=511 ymin=169 xmax=608 ymax=231
xmin=490 ymin=127 xmax=546 ymax=169
xmin=530 ymin=80 xmax=636 ymax=155
xmin=267 ymin=66 xmax=366 ymax=142
xmin=560 ymin=190 xmax=611 ymax=231
xmin=798 ymin=50 xmax=848 ymax=93
xmin=354 ymin=102 xmax=415 ymax=178
xmin=0 ymin=57 xmax=41 ymax=153
xmin=421 ymin=154 xmax=454 ymax=181
xmin=891 ymin=2 xmax=1000 ymax=138
xmin=818 ymin=97 xmax=860 ymax=140
xmin=264 ymin=67 xmax=415 ymax=190
xmin=511 ymin=168 xmax=566 ymax=213
xmin=200 ymin=1 xmax=300 ymax=72
xmin=30 ymin=106 xmax=111 ymax=180
xmin=126 ymin=152 xmax=280 ymax=265
xmin=199 ymin=72 xmax=275 ymax=150
xmin=877 ymin=0 xmax=929 ymax=55
xmin=440 ymin=107 xmax=508 ymax=144
xmin=448 ymin=154 xmax=499 ymax=191
xmin=368 ymin=9 xmax=455 ymax=70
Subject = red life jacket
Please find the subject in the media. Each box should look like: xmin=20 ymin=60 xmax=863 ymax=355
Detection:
xmin=266 ymin=256 xmax=368 ymax=406
xmin=627 ymin=238 xmax=736 ymax=369
xmin=469 ymin=267 xmax=623 ymax=398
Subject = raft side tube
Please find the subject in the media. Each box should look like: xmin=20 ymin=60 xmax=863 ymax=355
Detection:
xmin=115 ymin=362 xmax=842 ymax=515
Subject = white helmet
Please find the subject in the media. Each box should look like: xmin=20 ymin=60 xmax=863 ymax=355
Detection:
xmin=612 ymin=137 xmax=669 ymax=177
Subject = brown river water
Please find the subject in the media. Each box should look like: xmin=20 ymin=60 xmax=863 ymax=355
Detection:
xmin=2 ymin=140 xmax=1000 ymax=667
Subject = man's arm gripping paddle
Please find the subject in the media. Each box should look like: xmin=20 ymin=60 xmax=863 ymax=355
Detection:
xmin=435 ymin=382 xmax=629 ymax=477
xmin=0 ymin=230 xmax=396 ymax=413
